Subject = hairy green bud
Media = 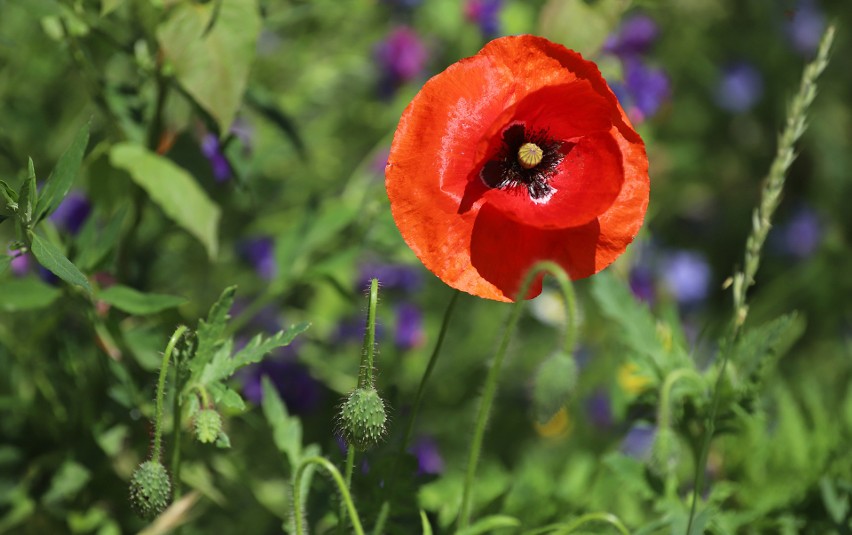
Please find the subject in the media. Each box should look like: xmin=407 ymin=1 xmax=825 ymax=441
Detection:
xmin=650 ymin=427 xmax=681 ymax=477
xmin=129 ymin=460 xmax=172 ymax=519
xmin=531 ymin=351 xmax=577 ymax=424
xmin=194 ymin=408 xmax=222 ymax=444
xmin=338 ymin=387 xmax=388 ymax=451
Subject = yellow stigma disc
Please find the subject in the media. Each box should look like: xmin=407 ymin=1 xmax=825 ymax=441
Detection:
xmin=518 ymin=143 xmax=544 ymax=169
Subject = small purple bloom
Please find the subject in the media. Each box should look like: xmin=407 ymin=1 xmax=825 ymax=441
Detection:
xmin=7 ymin=248 xmax=31 ymax=277
xmin=623 ymin=57 xmax=671 ymax=119
xmin=785 ymin=0 xmax=826 ymax=56
xmin=629 ymin=264 xmax=656 ymax=304
xmin=780 ymin=206 xmax=822 ymax=258
xmin=585 ymin=390 xmax=613 ymax=429
xmin=237 ymin=237 xmax=277 ymax=281
xmin=395 ymin=302 xmax=425 ymax=350
xmin=661 ymin=251 xmax=711 ymax=306
xmin=49 ymin=191 xmax=91 ymax=235
xmin=715 ymin=62 xmax=764 ymax=113
xmin=464 ymin=0 xmax=503 ymax=38
xmin=201 ymin=133 xmax=232 ymax=182
xmin=239 ymin=357 xmax=322 ymax=414
xmin=604 ymin=14 xmax=659 ymax=57
xmin=375 ymin=27 xmax=427 ymax=95
xmin=621 ymin=423 xmax=656 ymax=459
xmin=358 ymin=263 xmax=422 ymax=293
xmin=409 ymin=436 xmax=445 ymax=475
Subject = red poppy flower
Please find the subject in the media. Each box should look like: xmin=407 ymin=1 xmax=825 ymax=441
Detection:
xmin=386 ymin=35 xmax=649 ymax=302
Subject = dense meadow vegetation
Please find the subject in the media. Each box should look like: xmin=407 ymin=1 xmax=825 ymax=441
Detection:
xmin=0 ymin=0 xmax=850 ymax=533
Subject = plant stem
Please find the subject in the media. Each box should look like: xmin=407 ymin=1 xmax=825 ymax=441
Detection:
xmin=521 ymin=512 xmax=630 ymax=535
xmin=359 ymin=278 xmax=379 ymax=389
xmin=293 ymin=456 xmax=365 ymax=535
xmin=152 ymin=325 xmax=188 ymax=462
xmin=686 ymin=24 xmax=834 ymax=534
xmin=338 ymin=445 xmax=356 ymax=535
xmin=458 ymin=261 xmax=577 ymax=529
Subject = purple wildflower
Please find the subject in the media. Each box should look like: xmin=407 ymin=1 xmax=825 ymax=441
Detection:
xmin=358 ymin=263 xmax=422 ymax=293
xmin=9 ymin=251 xmax=31 ymax=277
xmin=239 ymin=357 xmax=322 ymax=414
xmin=464 ymin=0 xmax=503 ymax=38
xmin=661 ymin=251 xmax=711 ymax=306
xmin=395 ymin=302 xmax=425 ymax=350
xmin=715 ymin=62 xmax=764 ymax=113
xmin=409 ymin=436 xmax=445 ymax=475
xmin=604 ymin=14 xmax=659 ymax=57
xmin=629 ymin=264 xmax=656 ymax=304
xmin=49 ymin=191 xmax=91 ymax=235
xmin=236 ymin=236 xmax=277 ymax=281
xmin=779 ymin=206 xmax=822 ymax=259
xmin=585 ymin=390 xmax=614 ymax=430
xmin=621 ymin=423 xmax=656 ymax=460
xmin=201 ymin=133 xmax=232 ymax=182
xmin=785 ymin=0 xmax=826 ymax=56
xmin=623 ymin=57 xmax=671 ymax=120
xmin=374 ymin=27 xmax=428 ymax=96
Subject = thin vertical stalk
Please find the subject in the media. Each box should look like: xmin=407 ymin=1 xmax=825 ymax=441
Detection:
xmin=686 ymin=25 xmax=834 ymax=534
xmin=152 ymin=326 xmax=187 ymax=462
xmin=458 ymin=261 xmax=577 ymax=529
xmin=294 ymin=457 xmax=365 ymax=535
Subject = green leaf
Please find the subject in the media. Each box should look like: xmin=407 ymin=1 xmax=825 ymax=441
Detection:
xmin=0 ymin=255 xmax=10 ymax=276
xmin=0 ymin=279 xmax=62 ymax=311
xmin=100 ymin=0 xmax=125 ymax=15
xmin=75 ymin=204 xmax=128 ymax=271
xmin=189 ymin=286 xmax=236 ymax=376
xmin=18 ymin=158 xmax=37 ymax=225
xmin=110 ymin=143 xmax=220 ymax=258
xmin=538 ymin=0 xmax=630 ymax=57
xmin=731 ymin=313 xmax=805 ymax=380
xmin=0 ymin=179 xmax=17 ymax=213
xmin=261 ymin=376 xmax=302 ymax=467
xmin=532 ymin=352 xmax=577 ymax=424
xmin=30 ymin=233 xmax=92 ymax=294
xmin=420 ymin=511 xmax=433 ymax=535
xmin=157 ymin=0 xmax=261 ymax=133
xmin=456 ymin=515 xmax=521 ymax=535
xmin=591 ymin=271 xmax=665 ymax=363
xmin=97 ymin=284 xmax=186 ymax=315
xmin=35 ymin=120 xmax=90 ymax=222
xmin=42 ymin=460 xmax=91 ymax=505
xmin=202 ymin=323 xmax=309 ymax=384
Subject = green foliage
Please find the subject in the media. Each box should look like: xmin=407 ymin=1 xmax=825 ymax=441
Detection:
xmin=34 ymin=120 xmax=90 ymax=224
xmin=97 ymin=284 xmax=186 ymax=315
xmin=30 ymin=233 xmax=92 ymax=294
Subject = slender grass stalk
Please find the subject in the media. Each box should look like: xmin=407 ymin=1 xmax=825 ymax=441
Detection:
xmin=522 ymin=512 xmax=630 ymax=535
xmin=686 ymin=25 xmax=835 ymax=534
xmin=458 ymin=261 xmax=578 ymax=529
xmin=294 ymin=456 xmax=365 ymax=535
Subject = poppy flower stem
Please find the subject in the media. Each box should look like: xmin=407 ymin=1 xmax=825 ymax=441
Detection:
xmin=293 ymin=456 xmax=365 ymax=535
xmin=686 ymin=24 xmax=834 ymax=534
xmin=152 ymin=325 xmax=188 ymax=463
xmin=458 ymin=261 xmax=577 ymax=529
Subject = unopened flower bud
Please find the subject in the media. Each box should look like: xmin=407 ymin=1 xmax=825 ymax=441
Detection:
xmin=194 ymin=409 xmax=222 ymax=444
xmin=532 ymin=351 xmax=578 ymax=424
xmin=650 ymin=427 xmax=681 ymax=477
xmin=338 ymin=387 xmax=388 ymax=451
xmin=129 ymin=460 xmax=172 ymax=519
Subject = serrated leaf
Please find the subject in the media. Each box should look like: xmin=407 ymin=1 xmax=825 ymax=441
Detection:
xmin=456 ymin=515 xmax=521 ymax=535
xmin=109 ymin=143 xmax=220 ymax=258
xmin=202 ymin=323 xmax=309 ymax=384
xmin=591 ymin=271 xmax=664 ymax=362
xmin=30 ymin=233 xmax=92 ymax=294
xmin=98 ymin=284 xmax=186 ymax=315
xmin=0 ymin=279 xmax=62 ymax=311
xmin=190 ymin=286 xmax=236 ymax=376
xmin=262 ymin=376 xmax=302 ymax=467
xmin=35 ymin=121 xmax=90 ymax=222
xmin=157 ymin=0 xmax=261 ymax=133
xmin=731 ymin=313 xmax=804 ymax=380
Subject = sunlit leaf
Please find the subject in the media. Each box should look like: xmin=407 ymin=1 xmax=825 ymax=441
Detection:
xmin=35 ymin=120 xmax=90 ymax=223
xmin=109 ymin=143 xmax=220 ymax=258
xmin=30 ymin=233 xmax=91 ymax=294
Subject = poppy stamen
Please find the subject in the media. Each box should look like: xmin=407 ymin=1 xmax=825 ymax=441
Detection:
xmin=518 ymin=143 xmax=543 ymax=169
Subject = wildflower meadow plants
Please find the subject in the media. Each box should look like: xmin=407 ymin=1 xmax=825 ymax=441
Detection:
xmin=0 ymin=1 xmax=850 ymax=535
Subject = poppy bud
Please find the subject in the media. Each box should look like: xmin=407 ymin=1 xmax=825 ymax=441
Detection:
xmin=338 ymin=387 xmax=388 ymax=451
xmin=194 ymin=408 xmax=222 ymax=444
xmin=650 ymin=427 xmax=681 ymax=477
xmin=531 ymin=351 xmax=577 ymax=424
xmin=129 ymin=460 xmax=172 ymax=519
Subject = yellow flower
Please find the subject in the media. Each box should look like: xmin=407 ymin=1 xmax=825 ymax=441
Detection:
xmin=618 ymin=362 xmax=651 ymax=395
xmin=534 ymin=407 xmax=571 ymax=439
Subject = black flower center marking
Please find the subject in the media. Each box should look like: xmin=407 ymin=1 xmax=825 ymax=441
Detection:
xmin=480 ymin=124 xmax=571 ymax=201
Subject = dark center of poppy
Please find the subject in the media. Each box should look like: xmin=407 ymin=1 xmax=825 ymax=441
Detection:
xmin=480 ymin=124 xmax=570 ymax=201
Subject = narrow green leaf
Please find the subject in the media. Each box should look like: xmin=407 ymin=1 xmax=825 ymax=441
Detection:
xmin=203 ymin=323 xmax=309 ymax=383
xmin=30 ymin=233 xmax=92 ymax=294
xmin=18 ymin=158 xmax=37 ymax=225
xmin=456 ymin=515 xmax=520 ymax=535
xmin=0 ymin=279 xmax=61 ymax=311
xmin=261 ymin=376 xmax=302 ymax=467
xmin=35 ymin=121 xmax=90 ymax=222
xmin=0 ymin=255 xmax=10 ymax=276
xmin=100 ymin=0 xmax=125 ymax=16
xmin=157 ymin=0 xmax=261 ymax=133
xmin=190 ymin=286 xmax=236 ymax=376
xmin=0 ymin=179 xmax=18 ymax=213
xmin=98 ymin=284 xmax=186 ymax=315
xmin=75 ymin=204 xmax=128 ymax=271
xmin=110 ymin=143 xmax=220 ymax=258
xmin=420 ymin=511 xmax=434 ymax=535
